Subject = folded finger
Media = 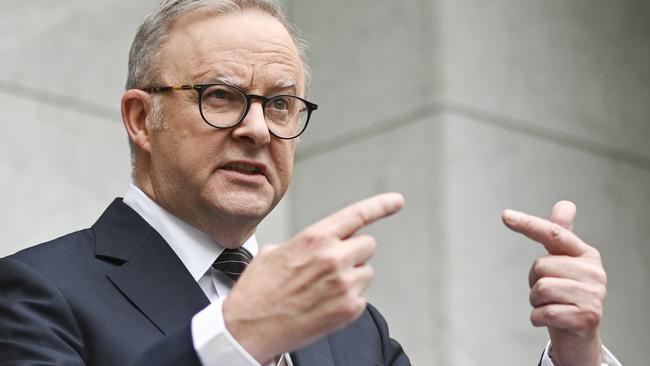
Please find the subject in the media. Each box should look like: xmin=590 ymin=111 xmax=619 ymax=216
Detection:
xmin=549 ymin=200 xmax=576 ymax=231
xmin=340 ymin=235 xmax=377 ymax=267
xmin=529 ymin=277 xmax=605 ymax=308
xmin=530 ymin=303 xmax=602 ymax=331
xmin=528 ymin=255 xmax=607 ymax=288
xmin=348 ymin=264 xmax=375 ymax=295
xmin=530 ymin=304 xmax=582 ymax=328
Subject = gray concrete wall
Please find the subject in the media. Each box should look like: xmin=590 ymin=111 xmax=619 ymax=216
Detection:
xmin=290 ymin=0 xmax=650 ymax=365
xmin=2 ymin=1 xmax=649 ymax=365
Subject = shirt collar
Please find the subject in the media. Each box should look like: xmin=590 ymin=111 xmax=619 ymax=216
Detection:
xmin=122 ymin=183 xmax=259 ymax=281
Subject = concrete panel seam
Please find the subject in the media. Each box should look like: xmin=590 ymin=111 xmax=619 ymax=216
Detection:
xmin=0 ymin=79 xmax=119 ymax=123
xmin=297 ymin=101 xmax=446 ymax=162
xmin=297 ymin=99 xmax=650 ymax=173
xmin=444 ymin=99 xmax=650 ymax=173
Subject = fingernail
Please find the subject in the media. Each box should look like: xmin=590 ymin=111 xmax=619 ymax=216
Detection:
xmin=503 ymin=209 xmax=520 ymax=225
xmin=386 ymin=193 xmax=405 ymax=210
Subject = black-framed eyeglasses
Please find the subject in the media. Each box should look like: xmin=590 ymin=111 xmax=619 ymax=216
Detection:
xmin=140 ymin=83 xmax=318 ymax=140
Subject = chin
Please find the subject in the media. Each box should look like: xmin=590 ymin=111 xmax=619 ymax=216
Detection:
xmin=207 ymin=191 xmax=276 ymax=222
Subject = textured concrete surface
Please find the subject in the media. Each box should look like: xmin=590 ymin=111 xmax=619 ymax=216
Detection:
xmin=443 ymin=112 xmax=650 ymax=365
xmin=292 ymin=0 xmax=437 ymax=149
xmin=437 ymin=0 xmax=650 ymax=159
xmin=0 ymin=1 xmax=157 ymax=111
xmin=288 ymin=0 xmax=650 ymax=364
xmin=0 ymin=93 xmax=131 ymax=257
xmin=293 ymin=116 xmax=446 ymax=365
xmin=0 ymin=0 xmax=154 ymax=255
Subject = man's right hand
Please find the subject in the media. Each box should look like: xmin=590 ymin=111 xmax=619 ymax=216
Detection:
xmin=222 ymin=193 xmax=405 ymax=364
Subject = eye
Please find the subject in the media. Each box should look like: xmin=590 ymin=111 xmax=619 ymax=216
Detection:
xmin=201 ymin=85 xmax=246 ymax=111
xmin=270 ymin=97 xmax=290 ymax=111
xmin=207 ymin=88 xmax=233 ymax=100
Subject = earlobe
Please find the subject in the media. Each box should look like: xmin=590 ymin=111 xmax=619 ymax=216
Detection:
xmin=121 ymin=89 xmax=153 ymax=153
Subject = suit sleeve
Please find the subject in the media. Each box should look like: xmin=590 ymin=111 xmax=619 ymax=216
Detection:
xmin=0 ymin=258 xmax=86 ymax=365
xmin=366 ymin=304 xmax=411 ymax=366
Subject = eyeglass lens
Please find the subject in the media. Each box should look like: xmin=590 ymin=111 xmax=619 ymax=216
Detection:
xmin=200 ymin=84 xmax=309 ymax=138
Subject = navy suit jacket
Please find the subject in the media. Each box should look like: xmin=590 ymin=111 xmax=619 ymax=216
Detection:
xmin=0 ymin=199 xmax=410 ymax=365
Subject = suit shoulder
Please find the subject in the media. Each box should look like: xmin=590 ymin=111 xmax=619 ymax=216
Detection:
xmin=7 ymin=228 xmax=96 ymax=271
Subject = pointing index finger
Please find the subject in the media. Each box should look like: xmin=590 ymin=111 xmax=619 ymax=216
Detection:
xmin=310 ymin=193 xmax=405 ymax=239
xmin=502 ymin=209 xmax=593 ymax=257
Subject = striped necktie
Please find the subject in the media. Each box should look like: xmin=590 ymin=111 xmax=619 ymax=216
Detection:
xmin=212 ymin=247 xmax=253 ymax=282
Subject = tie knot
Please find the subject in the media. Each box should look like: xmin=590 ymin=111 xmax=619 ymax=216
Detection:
xmin=212 ymin=247 xmax=253 ymax=282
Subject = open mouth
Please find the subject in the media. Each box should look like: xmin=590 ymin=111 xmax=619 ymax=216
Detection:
xmin=222 ymin=162 xmax=264 ymax=175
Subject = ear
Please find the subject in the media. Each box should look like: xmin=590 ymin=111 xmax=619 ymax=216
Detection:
xmin=121 ymin=89 xmax=154 ymax=154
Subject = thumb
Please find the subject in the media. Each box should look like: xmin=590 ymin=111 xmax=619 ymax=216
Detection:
xmin=549 ymin=200 xmax=577 ymax=231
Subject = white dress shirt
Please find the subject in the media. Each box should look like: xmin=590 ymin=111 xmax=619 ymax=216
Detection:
xmin=540 ymin=341 xmax=621 ymax=366
xmin=123 ymin=184 xmax=620 ymax=366
xmin=123 ymin=184 xmax=291 ymax=366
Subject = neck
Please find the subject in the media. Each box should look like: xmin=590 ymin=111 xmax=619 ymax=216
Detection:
xmin=131 ymin=176 xmax=257 ymax=249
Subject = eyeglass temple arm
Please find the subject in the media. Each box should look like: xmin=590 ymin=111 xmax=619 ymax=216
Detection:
xmin=140 ymin=85 xmax=201 ymax=93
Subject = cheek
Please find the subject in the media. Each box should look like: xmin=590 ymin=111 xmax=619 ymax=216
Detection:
xmin=271 ymin=142 xmax=296 ymax=188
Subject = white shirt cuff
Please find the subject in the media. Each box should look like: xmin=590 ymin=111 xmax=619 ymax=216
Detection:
xmin=191 ymin=297 xmax=261 ymax=366
xmin=540 ymin=341 xmax=622 ymax=366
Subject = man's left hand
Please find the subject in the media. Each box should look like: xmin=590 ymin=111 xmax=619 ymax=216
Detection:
xmin=502 ymin=201 xmax=607 ymax=366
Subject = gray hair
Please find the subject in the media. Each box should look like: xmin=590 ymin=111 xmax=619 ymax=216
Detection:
xmin=126 ymin=0 xmax=310 ymax=91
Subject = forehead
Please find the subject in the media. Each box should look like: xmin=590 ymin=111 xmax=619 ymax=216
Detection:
xmin=159 ymin=8 xmax=303 ymax=91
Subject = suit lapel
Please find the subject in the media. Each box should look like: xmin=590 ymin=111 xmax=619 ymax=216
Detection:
xmin=291 ymin=337 xmax=336 ymax=366
xmin=94 ymin=199 xmax=210 ymax=334
xmin=93 ymin=199 xmax=338 ymax=362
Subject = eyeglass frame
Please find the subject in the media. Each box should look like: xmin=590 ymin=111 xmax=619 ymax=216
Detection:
xmin=139 ymin=83 xmax=318 ymax=140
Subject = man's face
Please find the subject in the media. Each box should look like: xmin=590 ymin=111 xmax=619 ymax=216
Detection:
xmin=145 ymin=9 xmax=304 ymax=244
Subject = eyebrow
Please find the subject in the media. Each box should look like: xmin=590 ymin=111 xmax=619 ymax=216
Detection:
xmin=208 ymin=74 xmax=243 ymax=88
xmin=203 ymin=75 xmax=298 ymax=94
xmin=274 ymin=79 xmax=296 ymax=89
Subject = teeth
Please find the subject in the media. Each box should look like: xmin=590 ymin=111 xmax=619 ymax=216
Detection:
xmin=226 ymin=163 xmax=260 ymax=174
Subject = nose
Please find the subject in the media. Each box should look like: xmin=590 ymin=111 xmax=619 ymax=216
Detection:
xmin=231 ymin=100 xmax=271 ymax=147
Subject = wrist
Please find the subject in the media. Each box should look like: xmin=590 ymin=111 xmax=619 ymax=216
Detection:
xmin=549 ymin=331 xmax=602 ymax=366
xmin=222 ymin=296 xmax=275 ymax=364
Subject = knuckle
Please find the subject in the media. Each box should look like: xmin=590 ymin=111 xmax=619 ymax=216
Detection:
xmin=337 ymin=296 xmax=365 ymax=320
xmin=326 ymin=274 xmax=351 ymax=294
xmin=363 ymin=235 xmax=377 ymax=249
xmin=531 ymin=257 xmax=548 ymax=277
xmin=364 ymin=265 xmax=375 ymax=280
xmin=592 ymin=284 xmax=607 ymax=303
xmin=530 ymin=311 xmax=543 ymax=326
xmin=590 ymin=248 xmax=603 ymax=261
xmin=601 ymin=270 xmax=608 ymax=286
xmin=543 ymin=307 xmax=560 ymax=323
xmin=548 ymin=223 xmax=563 ymax=242
xmin=317 ymin=252 xmax=341 ymax=273
xmin=533 ymin=278 xmax=552 ymax=298
xmin=588 ymin=265 xmax=607 ymax=285
xmin=302 ymin=230 xmax=328 ymax=247
xmin=523 ymin=215 xmax=535 ymax=232
xmin=579 ymin=308 xmax=602 ymax=328
xmin=353 ymin=209 xmax=372 ymax=227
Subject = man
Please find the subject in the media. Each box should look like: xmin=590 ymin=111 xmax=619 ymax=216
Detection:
xmin=0 ymin=1 xmax=619 ymax=365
